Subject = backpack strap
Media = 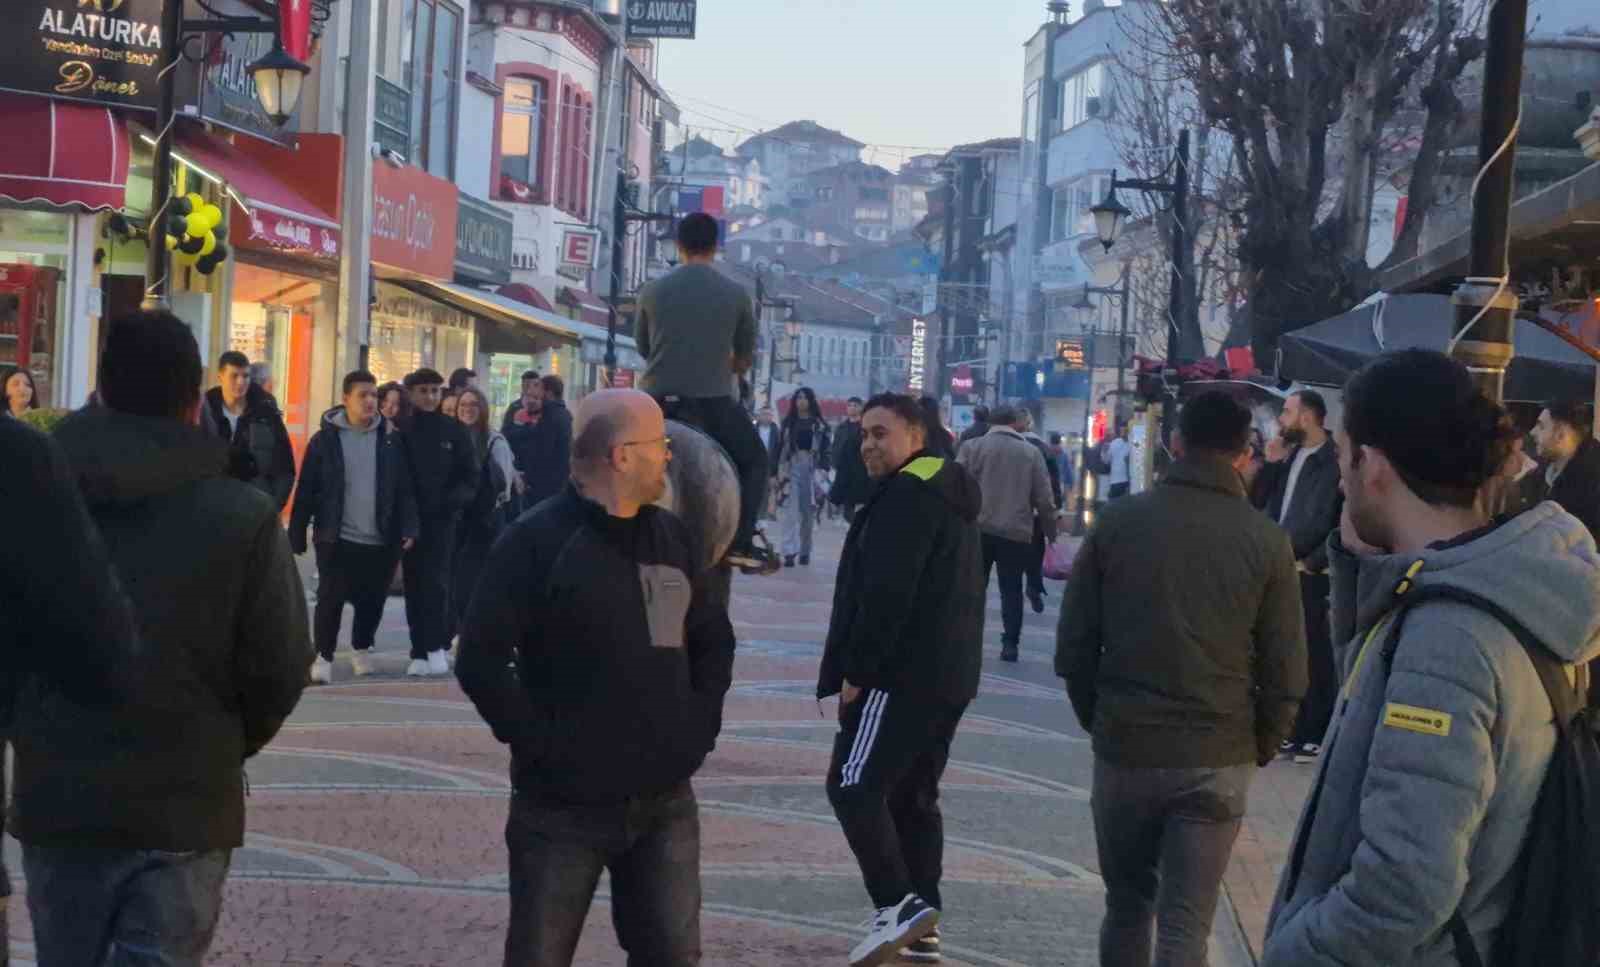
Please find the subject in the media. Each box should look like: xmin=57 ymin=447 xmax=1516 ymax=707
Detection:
xmin=1381 ymin=582 xmax=1586 ymax=967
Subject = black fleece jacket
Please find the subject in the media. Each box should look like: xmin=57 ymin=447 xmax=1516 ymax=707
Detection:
xmin=404 ymin=409 xmax=479 ymax=521
xmin=817 ymin=452 xmax=985 ymax=705
xmin=455 ymin=485 xmax=737 ymax=805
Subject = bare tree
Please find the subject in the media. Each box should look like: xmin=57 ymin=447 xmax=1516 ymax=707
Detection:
xmin=1111 ymin=0 xmax=1486 ymax=359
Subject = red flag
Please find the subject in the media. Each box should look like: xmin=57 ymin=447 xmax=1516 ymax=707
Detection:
xmin=279 ymin=0 xmax=312 ymax=62
xmin=701 ymin=186 xmax=725 ymax=218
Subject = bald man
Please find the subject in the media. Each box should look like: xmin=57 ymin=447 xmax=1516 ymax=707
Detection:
xmin=456 ymin=389 xmax=736 ymax=967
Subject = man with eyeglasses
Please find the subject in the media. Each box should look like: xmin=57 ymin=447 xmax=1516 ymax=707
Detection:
xmin=457 ymin=388 xmax=736 ymax=966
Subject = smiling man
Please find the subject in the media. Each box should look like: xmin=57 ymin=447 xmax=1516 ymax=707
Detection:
xmin=817 ymin=392 xmax=985 ymax=966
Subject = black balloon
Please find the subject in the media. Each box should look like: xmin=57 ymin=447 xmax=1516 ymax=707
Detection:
xmin=179 ymin=234 xmax=206 ymax=255
xmin=171 ymin=196 xmax=193 ymax=215
xmin=210 ymin=225 xmax=227 ymax=243
xmin=168 ymin=214 xmax=188 ymax=236
xmin=196 ymin=255 xmax=218 ymax=275
xmin=211 ymin=243 xmax=230 ymax=263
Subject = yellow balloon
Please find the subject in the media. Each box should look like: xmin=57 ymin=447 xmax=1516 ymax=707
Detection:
xmin=199 ymin=233 xmax=216 ymax=257
xmin=165 ymin=234 xmax=178 ymax=251
xmin=185 ymin=192 xmax=205 ymax=213
xmin=201 ymin=204 xmax=223 ymax=227
xmin=186 ymin=216 xmax=208 ymax=238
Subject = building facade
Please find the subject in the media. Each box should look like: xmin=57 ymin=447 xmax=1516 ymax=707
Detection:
xmin=736 ymin=120 xmax=865 ymax=209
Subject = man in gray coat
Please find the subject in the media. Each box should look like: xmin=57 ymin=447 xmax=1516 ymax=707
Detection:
xmin=958 ymin=405 xmax=1056 ymax=661
xmin=1263 ymin=350 xmax=1600 ymax=966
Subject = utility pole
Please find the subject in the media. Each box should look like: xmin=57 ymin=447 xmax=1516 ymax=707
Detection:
xmin=338 ymin=0 xmax=379 ymax=373
xmin=1161 ymin=129 xmax=1191 ymax=448
xmin=1450 ymin=0 xmax=1529 ymax=403
xmin=140 ymin=0 xmax=186 ymax=309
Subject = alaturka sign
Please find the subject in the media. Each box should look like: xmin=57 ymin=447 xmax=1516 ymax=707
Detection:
xmin=3 ymin=0 xmax=166 ymax=110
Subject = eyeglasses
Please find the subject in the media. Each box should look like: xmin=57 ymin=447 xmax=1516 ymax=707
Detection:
xmin=618 ymin=435 xmax=672 ymax=451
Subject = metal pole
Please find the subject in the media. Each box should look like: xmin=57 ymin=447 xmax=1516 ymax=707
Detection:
xmin=140 ymin=0 xmax=187 ymax=310
xmin=338 ymin=0 xmax=379 ymax=374
xmin=1115 ymin=261 xmax=1131 ymax=404
xmin=1075 ymin=314 xmax=1099 ymax=534
xmin=605 ymin=169 xmax=626 ymax=376
xmin=1160 ymin=129 xmax=1190 ymax=449
xmin=1449 ymin=0 xmax=1529 ymax=403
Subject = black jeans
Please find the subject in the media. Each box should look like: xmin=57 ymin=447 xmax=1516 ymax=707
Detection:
xmin=981 ymin=533 xmax=1033 ymax=647
xmin=1092 ymin=760 xmax=1254 ymax=967
xmin=503 ymin=783 xmax=701 ymax=967
xmin=827 ymin=690 xmax=966 ymax=910
xmin=403 ymin=515 xmax=458 ymax=660
xmin=1291 ymin=572 xmax=1334 ymax=746
xmin=313 ymin=540 xmax=400 ymax=660
xmin=452 ymin=527 xmax=497 ymax=637
xmin=659 ymin=396 xmax=768 ymax=549
xmin=1108 ymin=482 xmax=1131 ymax=499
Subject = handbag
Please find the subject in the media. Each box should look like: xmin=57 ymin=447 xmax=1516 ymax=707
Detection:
xmin=1042 ymin=539 xmax=1074 ymax=581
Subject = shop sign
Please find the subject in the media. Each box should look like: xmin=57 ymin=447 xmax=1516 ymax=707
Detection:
xmin=374 ymin=77 xmax=410 ymax=158
xmin=579 ymin=338 xmax=644 ymax=371
xmin=1056 ymin=338 xmax=1086 ymax=369
xmin=2 ymin=0 xmax=166 ymax=111
xmin=626 ymin=0 xmax=696 ymax=39
xmin=950 ymin=364 xmax=973 ymax=394
xmin=558 ymin=230 xmax=596 ymax=280
xmin=374 ymin=280 xmax=472 ymax=331
xmin=234 ymin=205 xmax=340 ymax=259
xmin=454 ymin=190 xmax=512 ymax=285
xmin=175 ymin=0 xmax=300 ymax=144
xmin=610 ymin=368 xmax=636 ymax=389
xmin=908 ymin=318 xmax=927 ymax=393
xmin=372 ymin=161 xmax=459 ymax=280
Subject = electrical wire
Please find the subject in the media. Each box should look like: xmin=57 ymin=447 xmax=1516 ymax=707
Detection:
xmin=1445 ymin=104 xmax=1522 ymax=358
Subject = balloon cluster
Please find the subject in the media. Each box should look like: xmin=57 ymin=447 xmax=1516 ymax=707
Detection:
xmin=165 ymin=193 xmax=230 ymax=276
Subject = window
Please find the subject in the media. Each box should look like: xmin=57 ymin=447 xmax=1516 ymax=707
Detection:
xmin=1052 ymin=174 xmax=1112 ymax=242
xmin=555 ymin=85 xmax=593 ymax=218
xmin=791 ymin=228 xmax=803 ymax=241
xmin=1059 ymin=63 xmax=1106 ymax=130
xmin=500 ymin=77 xmax=546 ymax=191
xmin=405 ymin=0 xmax=462 ymax=178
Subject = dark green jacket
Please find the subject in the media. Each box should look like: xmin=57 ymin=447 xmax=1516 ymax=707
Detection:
xmin=11 ymin=408 xmax=311 ymax=851
xmin=1056 ymin=456 xmax=1307 ymax=768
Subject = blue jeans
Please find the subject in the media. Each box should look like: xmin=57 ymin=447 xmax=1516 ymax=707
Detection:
xmin=23 ymin=845 xmax=232 ymax=967
xmin=504 ymin=782 xmax=701 ymax=967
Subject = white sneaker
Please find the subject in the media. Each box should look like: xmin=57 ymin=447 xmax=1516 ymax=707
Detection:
xmin=849 ymin=895 xmax=939 ymax=967
xmin=351 ymin=650 xmax=375 ymax=677
xmin=428 ymin=650 xmax=451 ymax=676
xmin=406 ymin=658 xmax=431 ymax=677
xmin=309 ymin=656 xmax=333 ymax=685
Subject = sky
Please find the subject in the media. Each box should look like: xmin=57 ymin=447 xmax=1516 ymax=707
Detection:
xmin=656 ymin=1 xmax=1054 ymax=169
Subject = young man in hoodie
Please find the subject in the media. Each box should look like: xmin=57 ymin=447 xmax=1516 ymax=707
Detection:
xmin=818 ymin=393 xmax=985 ymax=967
xmin=201 ymin=350 xmax=297 ymax=510
xmin=1262 ymin=350 xmax=1600 ymax=967
xmin=456 ymin=389 xmax=736 ymax=966
xmin=291 ymin=370 xmax=420 ymax=684
xmin=22 ymin=310 xmax=310 ymax=966
xmin=1058 ymin=392 xmax=1306 ymax=967
xmin=400 ymin=367 xmax=479 ymax=677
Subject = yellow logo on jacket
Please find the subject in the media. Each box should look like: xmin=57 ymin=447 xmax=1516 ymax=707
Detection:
xmin=1383 ymin=703 xmax=1452 ymax=737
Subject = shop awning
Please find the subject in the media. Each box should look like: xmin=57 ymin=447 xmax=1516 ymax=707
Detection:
xmin=0 ymin=93 xmax=130 ymax=211
xmin=157 ymin=124 xmax=341 ymax=256
xmin=559 ymin=286 xmax=611 ymax=327
xmin=498 ymin=283 xmax=555 ymax=312
xmin=397 ymin=279 xmax=580 ymax=355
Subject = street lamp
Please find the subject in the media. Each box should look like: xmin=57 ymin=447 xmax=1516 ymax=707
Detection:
xmin=143 ymin=3 xmax=313 ymax=308
xmin=1085 ymin=128 xmax=1192 ymax=452
xmin=1066 ymin=268 xmax=1133 ymax=534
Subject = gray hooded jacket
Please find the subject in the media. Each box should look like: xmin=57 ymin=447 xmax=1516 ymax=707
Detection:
xmin=1263 ymin=502 xmax=1600 ymax=966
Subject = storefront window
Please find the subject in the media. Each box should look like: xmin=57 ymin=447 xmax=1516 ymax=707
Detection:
xmin=369 ymin=281 xmax=474 ymax=386
xmin=0 ymin=209 xmax=73 ymax=409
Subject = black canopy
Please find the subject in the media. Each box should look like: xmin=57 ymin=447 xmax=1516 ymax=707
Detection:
xmin=1278 ymin=294 xmax=1596 ymax=403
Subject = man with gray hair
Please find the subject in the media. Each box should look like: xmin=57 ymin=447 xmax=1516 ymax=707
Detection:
xmin=456 ymin=388 xmax=736 ymax=966
xmin=958 ymin=405 xmax=1057 ymax=661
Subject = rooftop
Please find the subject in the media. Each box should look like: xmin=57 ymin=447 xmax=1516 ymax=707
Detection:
xmin=737 ymin=119 xmax=866 ymax=152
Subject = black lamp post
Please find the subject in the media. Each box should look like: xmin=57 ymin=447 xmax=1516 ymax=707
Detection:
xmin=1090 ymin=128 xmax=1192 ymax=449
xmin=142 ymin=7 xmax=310 ymax=309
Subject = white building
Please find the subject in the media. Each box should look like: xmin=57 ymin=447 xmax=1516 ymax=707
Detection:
xmin=668 ymin=136 xmax=768 ymax=210
xmin=736 ymin=120 xmax=865 ymax=209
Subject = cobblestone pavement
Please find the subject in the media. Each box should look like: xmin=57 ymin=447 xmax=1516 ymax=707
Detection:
xmin=6 ymin=520 xmax=1283 ymax=966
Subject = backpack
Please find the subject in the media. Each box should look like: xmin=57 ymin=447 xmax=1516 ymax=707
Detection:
xmin=1379 ymin=584 xmax=1600 ymax=967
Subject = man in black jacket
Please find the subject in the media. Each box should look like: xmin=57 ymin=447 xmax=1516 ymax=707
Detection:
xmin=456 ymin=388 xmax=735 ymax=967
xmin=506 ymin=373 xmax=573 ymax=512
xmin=200 ymin=350 xmax=297 ymax=510
xmin=401 ymin=368 xmax=478 ymax=678
xmin=956 ymin=404 xmax=990 ymax=450
xmin=0 ymin=418 xmax=146 ymax=958
xmin=1017 ymin=408 xmax=1063 ymax=614
xmin=1059 ymin=392 xmax=1305 ymax=967
xmin=1534 ymin=399 xmax=1600 ymax=538
xmin=291 ymin=370 xmax=419 ymax=684
xmin=19 ymin=310 xmax=310 ymax=966
xmin=818 ymin=393 xmax=984 ymax=967
xmin=1253 ymin=389 xmax=1341 ymax=763
xmin=830 ymin=397 xmax=871 ymax=523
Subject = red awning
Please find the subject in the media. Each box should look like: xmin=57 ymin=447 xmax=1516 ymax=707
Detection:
xmin=171 ymin=125 xmax=341 ymax=258
xmin=0 ymin=93 xmax=129 ymax=211
xmin=559 ymin=286 xmax=610 ymax=327
xmin=498 ymin=282 xmax=555 ymax=312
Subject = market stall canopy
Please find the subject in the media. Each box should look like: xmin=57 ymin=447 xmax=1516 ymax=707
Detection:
xmin=396 ymin=279 xmax=579 ymax=356
xmin=1279 ymin=294 xmax=1596 ymax=403
xmin=0 ymin=93 xmax=129 ymax=211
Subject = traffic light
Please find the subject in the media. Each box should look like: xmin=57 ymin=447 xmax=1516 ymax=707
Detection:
xmin=164 ymin=193 xmax=231 ymax=276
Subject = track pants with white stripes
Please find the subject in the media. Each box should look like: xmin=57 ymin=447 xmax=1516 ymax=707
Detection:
xmin=826 ymin=689 xmax=968 ymax=910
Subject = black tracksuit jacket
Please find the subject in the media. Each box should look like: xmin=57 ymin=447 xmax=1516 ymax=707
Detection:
xmin=455 ymin=485 xmax=737 ymax=804
xmin=817 ymin=452 xmax=985 ymax=706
